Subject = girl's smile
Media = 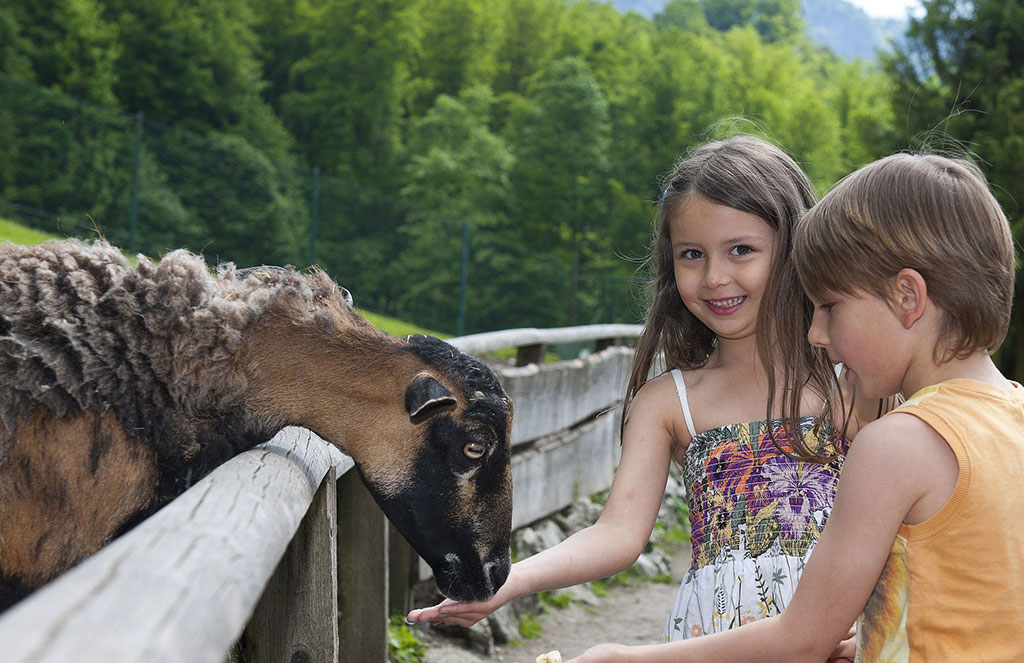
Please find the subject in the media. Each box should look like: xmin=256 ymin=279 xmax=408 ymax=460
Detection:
xmin=703 ymin=296 xmax=747 ymax=316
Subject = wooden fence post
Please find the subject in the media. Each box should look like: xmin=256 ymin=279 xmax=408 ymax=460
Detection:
xmin=243 ymin=466 xmax=339 ymax=663
xmin=516 ymin=343 xmax=546 ymax=366
xmin=337 ymin=470 xmax=389 ymax=663
xmin=387 ymin=522 xmax=418 ymax=617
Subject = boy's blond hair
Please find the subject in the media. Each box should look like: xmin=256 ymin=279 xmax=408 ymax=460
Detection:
xmin=794 ymin=153 xmax=1015 ymax=361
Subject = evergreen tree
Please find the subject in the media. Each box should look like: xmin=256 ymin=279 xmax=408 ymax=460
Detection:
xmin=510 ymin=57 xmax=612 ymax=324
xmin=395 ymin=85 xmax=516 ymax=332
xmin=0 ymin=0 xmax=120 ymax=105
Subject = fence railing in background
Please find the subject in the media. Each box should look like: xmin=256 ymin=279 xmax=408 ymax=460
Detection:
xmin=451 ymin=323 xmax=641 ymax=366
xmin=0 ymin=324 xmax=642 ymax=662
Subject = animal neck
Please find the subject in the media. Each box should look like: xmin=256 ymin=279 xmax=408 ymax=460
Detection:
xmin=238 ymin=315 xmax=429 ymax=465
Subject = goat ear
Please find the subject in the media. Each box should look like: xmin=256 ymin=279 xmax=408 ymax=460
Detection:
xmin=336 ymin=285 xmax=353 ymax=308
xmin=406 ymin=375 xmax=456 ymax=422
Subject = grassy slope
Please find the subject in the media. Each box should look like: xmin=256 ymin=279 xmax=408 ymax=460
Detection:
xmin=0 ymin=217 xmax=63 ymax=244
xmin=0 ymin=216 xmax=443 ymax=338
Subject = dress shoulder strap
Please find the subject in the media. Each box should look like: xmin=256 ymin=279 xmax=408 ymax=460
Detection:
xmin=670 ymin=368 xmax=698 ymax=439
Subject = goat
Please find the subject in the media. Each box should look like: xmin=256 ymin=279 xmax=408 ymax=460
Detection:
xmin=0 ymin=239 xmax=512 ymax=612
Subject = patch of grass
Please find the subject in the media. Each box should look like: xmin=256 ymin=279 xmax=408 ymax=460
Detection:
xmin=387 ymin=615 xmax=426 ymax=663
xmin=356 ymin=308 xmax=448 ymax=339
xmin=607 ymin=568 xmax=640 ymax=586
xmin=0 ymin=217 xmax=64 ymax=245
xmin=0 ymin=218 xmax=463 ymax=350
xmin=0 ymin=217 xmax=449 ymax=342
xmin=589 ymin=489 xmax=610 ymax=506
xmin=539 ymin=590 xmax=573 ymax=609
xmin=590 ymin=580 xmax=610 ymax=598
xmin=0 ymin=218 xmax=140 ymax=265
xmin=669 ymin=496 xmax=689 ymax=524
xmin=519 ymin=613 xmax=544 ymax=639
xmin=663 ymin=524 xmax=691 ymax=545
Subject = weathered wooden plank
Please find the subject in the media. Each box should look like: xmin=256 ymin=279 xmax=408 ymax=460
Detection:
xmin=336 ymin=470 xmax=389 ymax=663
xmin=242 ymin=466 xmax=339 ymax=663
xmin=0 ymin=427 xmax=349 ymax=663
xmin=498 ymin=346 xmax=633 ymax=446
xmin=510 ymin=409 xmax=623 ymax=530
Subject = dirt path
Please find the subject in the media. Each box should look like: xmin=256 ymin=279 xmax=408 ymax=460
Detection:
xmin=419 ymin=542 xmax=690 ymax=662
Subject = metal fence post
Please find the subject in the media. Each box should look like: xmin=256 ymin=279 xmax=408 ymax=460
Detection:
xmin=457 ymin=220 xmax=469 ymax=336
xmin=309 ymin=166 xmax=321 ymax=266
xmin=129 ymin=111 xmax=143 ymax=252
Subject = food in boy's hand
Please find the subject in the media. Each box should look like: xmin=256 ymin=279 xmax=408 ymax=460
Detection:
xmin=534 ymin=651 xmax=562 ymax=663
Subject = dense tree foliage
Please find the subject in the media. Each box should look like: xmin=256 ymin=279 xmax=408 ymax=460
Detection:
xmin=2 ymin=0 xmax=1019 ymax=372
xmin=883 ymin=0 xmax=1024 ymax=376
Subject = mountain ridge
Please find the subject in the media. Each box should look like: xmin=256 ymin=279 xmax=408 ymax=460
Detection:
xmin=612 ymin=0 xmax=908 ymax=60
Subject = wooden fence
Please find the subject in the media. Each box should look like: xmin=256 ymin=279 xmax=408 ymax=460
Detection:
xmin=0 ymin=323 xmax=642 ymax=663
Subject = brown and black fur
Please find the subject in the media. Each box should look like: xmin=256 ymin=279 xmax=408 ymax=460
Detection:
xmin=0 ymin=239 xmax=512 ymax=611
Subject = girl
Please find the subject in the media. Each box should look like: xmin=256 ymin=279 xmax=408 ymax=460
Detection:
xmin=407 ymin=135 xmax=871 ymax=646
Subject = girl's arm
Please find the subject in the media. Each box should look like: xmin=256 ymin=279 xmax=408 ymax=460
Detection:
xmin=407 ymin=374 xmax=681 ymax=626
xmin=566 ymin=412 xmax=956 ymax=663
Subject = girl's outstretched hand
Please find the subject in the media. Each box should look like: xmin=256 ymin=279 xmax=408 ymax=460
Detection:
xmin=405 ymin=595 xmax=501 ymax=628
xmin=405 ymin=566 xmax=521 ymax=627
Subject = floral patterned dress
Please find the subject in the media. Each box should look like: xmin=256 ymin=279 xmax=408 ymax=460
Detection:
xmin=663 ymin=372 xmax=845 ymax=641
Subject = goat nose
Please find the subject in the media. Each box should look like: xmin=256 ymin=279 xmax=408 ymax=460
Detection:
xmin=487 ymin=557 xmax=510 ymax=592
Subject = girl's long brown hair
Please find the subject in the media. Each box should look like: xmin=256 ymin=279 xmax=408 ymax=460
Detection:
xmin=623 ymin=135 xmax=843 ymax=461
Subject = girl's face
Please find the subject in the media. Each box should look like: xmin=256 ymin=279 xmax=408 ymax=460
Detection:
xmin=669 ymin=195 xmax=778 ymax=344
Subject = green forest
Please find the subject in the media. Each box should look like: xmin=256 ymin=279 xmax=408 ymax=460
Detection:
xmin=1 ymin=0 xmax=1022 ymax=375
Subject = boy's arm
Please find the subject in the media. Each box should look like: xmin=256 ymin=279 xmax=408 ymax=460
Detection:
xmin=568 ymin=413 xmax=954 ymax=663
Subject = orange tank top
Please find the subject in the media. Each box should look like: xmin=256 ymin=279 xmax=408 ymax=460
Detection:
xmin=855 ymin=379 xmax=1024 ymax=662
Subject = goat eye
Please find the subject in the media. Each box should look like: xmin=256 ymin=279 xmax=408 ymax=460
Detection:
xmin=463 ymin=442 xmax=486 ymax=460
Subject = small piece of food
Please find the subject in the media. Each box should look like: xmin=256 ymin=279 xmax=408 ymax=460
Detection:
xmin=535 ymin=651 xmax=562 ymax=663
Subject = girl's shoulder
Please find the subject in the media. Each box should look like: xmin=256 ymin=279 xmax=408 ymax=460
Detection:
xmin=647 ymin=366 xmax=717 ymax=418
xmin=667 ymin=364 xmax=715 ymax=391
xmin=669 ymin=364 xmax=774 ymax=427
xmin=634 ymin=369 xmax=689 ymax=405
xmin=628 ymin=370 xmax=701 ymax=454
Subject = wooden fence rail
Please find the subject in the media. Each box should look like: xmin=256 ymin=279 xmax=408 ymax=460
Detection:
xmin=0 ymin=323 xmax=642 ymax=662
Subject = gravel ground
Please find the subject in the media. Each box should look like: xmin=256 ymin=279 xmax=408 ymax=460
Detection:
xmin=418 ymin=542 xmax=690 ymax=663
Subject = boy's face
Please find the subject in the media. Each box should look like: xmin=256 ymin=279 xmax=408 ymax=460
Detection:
xmin=807 ymin=287 xmax=910 ymax=399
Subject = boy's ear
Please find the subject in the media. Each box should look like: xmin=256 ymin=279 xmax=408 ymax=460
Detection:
xmin=893 ymin=268 xmax=928 ymax=329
